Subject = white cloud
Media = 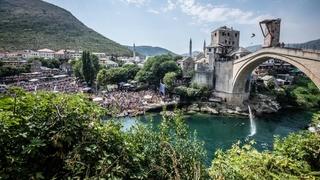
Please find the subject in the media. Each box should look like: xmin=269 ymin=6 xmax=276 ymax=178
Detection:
xmin=164 ymin=0 xmax=272 ymax=25
xmin=173 ymin=17 xmax=178 ymax=21
xmin=147 ymin=9 xmax=160 ymax=14
xmin=122 ymin=0 xmax=148 ymax=6
xmin=163 ymin=0 xmax=176 ymax=12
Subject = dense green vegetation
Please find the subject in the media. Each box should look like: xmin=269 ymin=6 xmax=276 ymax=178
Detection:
xmin=175 ymin=85 xmax=210 ymax=102
xmin=0 ymin=88 xmax=319 ymax=179
xmin=163 ymin=72 xmax=177 ymax=91
xmin=0 ymin=0 xmax=132 ymax=56
xmin=275 ymin=76 xmax=320 ymax=109
xmin=135 ymin=54 xmax=181 ymax=85
xmin=0 ymin=88 xmax=207 ymax=179
xmin=29 ymin=57 xmax=61 ymax=69
xmin=71 ymin=51 xmax=99 ymax=86
xmin=0 ymin=61 xmax=30 ymax=77
xmin=97 ymin=64 xmax=140 ymax=87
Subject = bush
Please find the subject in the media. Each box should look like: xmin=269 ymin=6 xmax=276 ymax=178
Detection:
xmin=209 ymin=141 xmax=314 ymax=179
xmin=274 ymin=131 xmax=320 ymax=170
xmin=0 ymin=88 xmax=207 ymax=179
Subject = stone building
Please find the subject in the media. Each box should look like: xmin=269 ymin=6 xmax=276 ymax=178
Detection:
xmin=178 ymin=56 xmax=194 ymax=78
xmin=192 ymin=26 xmax=250 ymax=90
xmin=259 ymin=19 xmax=281 ymax=47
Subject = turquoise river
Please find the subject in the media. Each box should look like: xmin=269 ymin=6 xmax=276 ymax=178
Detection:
xmin=117 ymin=109 xmax=313 ymax=165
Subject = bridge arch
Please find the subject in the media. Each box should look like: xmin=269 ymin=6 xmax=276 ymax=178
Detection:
xmin=232 ymin=51 xmax=320 ymax=94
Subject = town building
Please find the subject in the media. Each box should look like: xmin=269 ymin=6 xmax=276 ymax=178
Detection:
xmin=192 ymin=26 xmax=249 ymax=89
xmin=38 ymin=48 xmax=55 ymax=59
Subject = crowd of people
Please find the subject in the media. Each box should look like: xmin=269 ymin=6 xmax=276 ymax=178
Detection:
xmin=10 ymin=76 xmax=79 ymax=93
xmin=98 ymin=90 xmax=165 ymax=116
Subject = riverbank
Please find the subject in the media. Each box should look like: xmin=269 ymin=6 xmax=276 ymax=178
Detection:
xmin=106 ymin=94 xmax=281 ymax=118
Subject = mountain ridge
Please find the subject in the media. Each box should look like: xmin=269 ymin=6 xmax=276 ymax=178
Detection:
xmin=126 ymin=45 xmax=177 ymax=57
xmin=246 ymin=39 xmax=320 ymax=52
xmin=0 ymin=0 xmax=132 ymax=56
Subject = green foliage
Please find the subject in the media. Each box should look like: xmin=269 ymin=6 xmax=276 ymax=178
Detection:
xmin=163 ymin=72 xmax=177 ymax=91
xmin=75 ymin=51 xmax=100 ymax=86
xmin=0 ymin=89 xmax=207 ymax=179
xmin=274 ymin=76 xmax=320 ymax=108
xmin=126 ymin=111 xmax=208 ymax=179
xmin=29 ymin=57 xmax=61 ymax=69
xmin=0 ymin=88 xmax=105 ymax=179
xmin=122 ymin=64 xmax=140 ymax=80
xmin=0 ymin=64 xmax=31 ymax=77
xmin=209 ymin=141 xmax=313 ymax=179
xmin=175 ymin=85 xmax=210 ymax=102
xmin=274 ymin=131 xmax=320 ymax=170
xmin=311 ymin=112 xmax=320 ymax=128
xmin=97 ymin=64 xmax=140 ymax=87
xmin=135 ymin=54 xmax=181 ymax=85
xmin=291 ymin=81 xmax=320 ymax=108
xmin=71 ymin=59 xmax=83 ymax=79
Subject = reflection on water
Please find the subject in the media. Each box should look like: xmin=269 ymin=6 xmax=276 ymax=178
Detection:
xmin=116 ymin=109 xmax=313 ymax=165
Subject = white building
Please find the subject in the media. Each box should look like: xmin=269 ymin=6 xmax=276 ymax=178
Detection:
xmin=38 ymin=48 xmax=55 ymax=59
xmin=92 ymin=52 xmax=106 ymax=59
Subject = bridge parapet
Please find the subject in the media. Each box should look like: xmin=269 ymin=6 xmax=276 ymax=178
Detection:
xmin=235 ymin=47 xmax=320 ymax=65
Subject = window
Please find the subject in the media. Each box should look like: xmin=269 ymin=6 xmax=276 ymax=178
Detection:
xmin=227 ymin=32 xmax=230 ymax=36
xmin=235 ymin=33 xmax=238 ymax=37
xmin=232 ymin=41 xmax=235 ymax=45
xmin=214 ymin=32 xmax=217 ymax=36
xmin=222 ymin=32 xmax=225 ymax=36
xmin=225 ymin=40 xmax=227 ymax=43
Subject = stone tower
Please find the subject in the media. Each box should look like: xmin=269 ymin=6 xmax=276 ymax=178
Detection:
xmin=133 ymin=43 xmax=136 ymax=58
xmin=211 ymin=26 xmax=240 ymax=50
xmin=259 ymin=18 xmax=281 ymax=47
xmin=189 ymin=38 xmax=192 ymax=57
xmin=203 ymin=40 xmax=206 ymax=53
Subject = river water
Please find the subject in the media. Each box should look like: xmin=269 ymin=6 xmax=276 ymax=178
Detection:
xmin=118 ymin=109 xmax=313 ymax=165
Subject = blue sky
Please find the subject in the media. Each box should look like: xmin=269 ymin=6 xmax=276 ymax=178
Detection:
xmin=44 ymin=0 xmax=320 ymax=54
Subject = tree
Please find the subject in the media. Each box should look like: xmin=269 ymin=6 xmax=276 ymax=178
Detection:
xmin=96 ymin=69 xmax=108 ymax=87
xmin=135 ymin=54 xmax=181 ymax=85
xmin=80 ymin=51 xmax=100 ymax=86
xmin=71 ymin=59 xmax=82 ymax=79
xmin=163 ymin=72 xmax=177 ymax=92
xmin=97 ymin=64 xmax=140 ymax=87
xmin=122 ymin=64 xmax=140 ymax=80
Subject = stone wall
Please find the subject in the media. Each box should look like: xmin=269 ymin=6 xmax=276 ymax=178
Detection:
xmin=214 ymin=61 xmax=234 ymax=93
xmin=193 ymin=70 xmax=214 ymax=88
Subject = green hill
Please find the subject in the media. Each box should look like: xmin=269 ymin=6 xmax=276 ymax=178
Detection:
xmin=0 ymin=0 xmax=132 ymax=56
xmin=127 ymin=45 xmax=177 ymax=57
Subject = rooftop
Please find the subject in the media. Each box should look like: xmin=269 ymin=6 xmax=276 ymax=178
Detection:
xmin=38 ymin=48 xmax=55 ymax=53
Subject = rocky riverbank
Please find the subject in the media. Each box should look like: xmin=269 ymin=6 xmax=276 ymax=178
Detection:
xmin=248 ymin=94 xmax=281 ymax=116
xmin=181 ymin=93 xmax=281 ymax=117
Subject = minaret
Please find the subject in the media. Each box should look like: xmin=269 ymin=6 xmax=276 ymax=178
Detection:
xmin=203 ymin=40 xmax=206 ymax=53
xmin=133 ymin=43 xmax=136 ymax=58
xmin=189 ymin=38 xmax=192 ymax=57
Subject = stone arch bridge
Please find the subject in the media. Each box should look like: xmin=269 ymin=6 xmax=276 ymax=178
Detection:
xmin=215 ymin=47 xmax=320 ymax=105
